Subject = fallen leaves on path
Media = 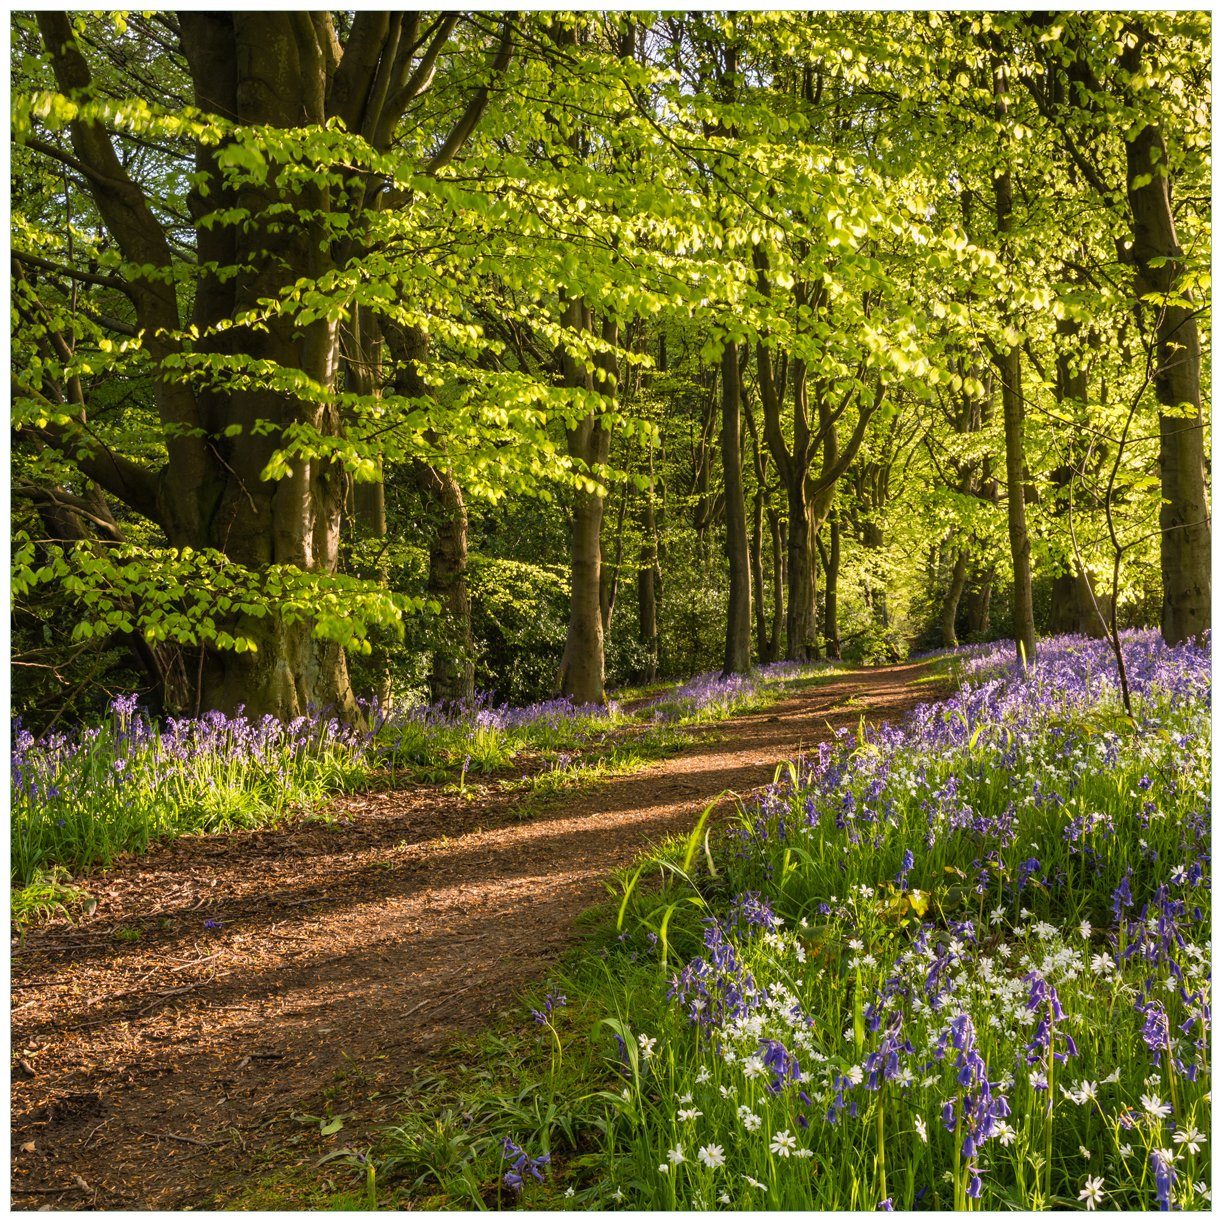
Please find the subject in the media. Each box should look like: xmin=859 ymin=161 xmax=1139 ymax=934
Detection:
xmin=10 ymin=661 xmax=945 ymax=1209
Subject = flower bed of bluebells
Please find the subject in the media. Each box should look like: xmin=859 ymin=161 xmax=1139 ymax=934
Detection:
xmin=11 ymin=660 xmax=828 ymax=918
xmin=11 ymin=697 xmax=373 ymax=901
xmin=644 ymin=660 xmax=809 ymax=724
xmin=421 ymin=631 xmax=1209 ymax=1212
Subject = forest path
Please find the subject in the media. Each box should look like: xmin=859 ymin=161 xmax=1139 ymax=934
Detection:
xmin=11 ymin=659 xmax=948 ymax=1209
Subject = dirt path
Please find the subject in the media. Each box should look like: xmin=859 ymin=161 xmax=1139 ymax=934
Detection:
xmin=11 ymin=660 xmax=946 ymax=1209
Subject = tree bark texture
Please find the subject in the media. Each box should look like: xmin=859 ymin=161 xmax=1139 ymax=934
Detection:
xmin=940 ymin=549 xmax=969 ymax=648
xmin=1122 ymin=42 xmax=1211 ymax=645
xmin=821 ymin=509 xmax=842 ymax=658
xmin=637 ymin=449 xmax=660 ymax=681
xmin=721 ymin=341 xmax=753 ymax=675
xmin=559 ymin=305 xmax=613 ymax=704
xmin=415 ymin=465 xmax=475 ymax=703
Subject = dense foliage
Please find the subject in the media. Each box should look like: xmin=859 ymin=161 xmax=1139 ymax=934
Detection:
xmin=382 ymin=632 xmax=1210 ymax=1211
xmin=10 ymin=10 xmax=1210 ymax=726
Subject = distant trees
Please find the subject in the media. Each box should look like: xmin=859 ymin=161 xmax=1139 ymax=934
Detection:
xmin=10 ymin=11 xmax=1209 ymax=725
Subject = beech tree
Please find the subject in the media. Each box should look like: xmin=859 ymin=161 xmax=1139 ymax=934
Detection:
xmin=14 ymin=12 xmax=515 ymax=716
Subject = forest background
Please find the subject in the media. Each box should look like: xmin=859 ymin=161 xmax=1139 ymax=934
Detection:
xmin=10 ymin=10 xmax=1210 ymax=729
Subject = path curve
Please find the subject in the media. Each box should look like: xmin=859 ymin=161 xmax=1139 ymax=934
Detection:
xmin=11 ymin=660 xmax=946 ymax=1208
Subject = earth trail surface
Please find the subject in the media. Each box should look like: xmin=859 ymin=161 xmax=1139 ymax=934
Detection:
xmin=11 ymin=660 xmax=946 ymax=1208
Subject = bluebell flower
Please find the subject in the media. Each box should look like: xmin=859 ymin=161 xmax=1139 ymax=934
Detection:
xmin=1150 ymin=1149 xmax=1175 ymax=1210
xmin=501 ymin=1137 xmax=549 ymax=1192
xmin=895 ymin=849 xmax=915 ymax=889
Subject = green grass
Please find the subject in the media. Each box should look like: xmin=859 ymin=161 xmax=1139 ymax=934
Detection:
xmin=351 ymin=637 xmax=1209 ymax=1211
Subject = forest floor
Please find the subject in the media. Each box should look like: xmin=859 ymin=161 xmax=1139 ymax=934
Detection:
xmin=10 ymin=659 xmax=951 ymax=1210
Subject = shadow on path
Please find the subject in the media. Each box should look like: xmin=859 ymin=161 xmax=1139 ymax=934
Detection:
xmin=10 ymin=659 xmax=948 ymax=1208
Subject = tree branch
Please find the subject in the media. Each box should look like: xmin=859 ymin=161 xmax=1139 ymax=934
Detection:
xmin=425 ymin=17 xmax=515 ymax=174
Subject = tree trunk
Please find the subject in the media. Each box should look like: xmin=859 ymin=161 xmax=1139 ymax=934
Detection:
xmin=721 ymin=341 xmax=753 ymax=674
xmin=993 ymin=60 xmax=1037 ymax=667
xmin=750 ymin=477 xmax=768 ymax=663
xmin=1047 ymin=319 xmax=1110 ymax=639
xmin=1049 ymin=569 xmax=1111 ymax=638
xmin=997 ymin=346 xmax=1037 ymax=666
xmin=807 ymin=512 xmax=822 ymax=660
xmin=768 ymin=509 xmax=785 ymax=662
xmin=559 ymin=305 xmax=613 ymax=704
xmin=742 ymin=386 xmax=771 ymax=662
xmin=415 ymin=465 xmax=475 ymax=703
xmin=637 ymin=450 xmax=660 ymax=682
xmin=965 ymin=566 xmax=994 ymax=638
xmin=783 ymin=480 xmax=814 ymax=661
xmin=821 ymin=509 xmax=841 ymax=659
xmin=1122 ymin=54 xmax=1211 ymax=645
xmin=188 ymin=15 xmax=357 ymax=719
xmin=600 ymin=474 xmax=630 ymax=635
xmin=563 ymin=479 xmax=609 ymax=703
xmin=861 ymin=518 xmax=890 ymax=631
xmin=940 ymin=549 xmax=969 ymax=648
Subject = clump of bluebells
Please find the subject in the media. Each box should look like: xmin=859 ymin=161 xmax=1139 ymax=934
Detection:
xmin=500 ymin=1137 xmax=550 ymax=1193
xmin=534 ymin=632 xmax=1209 ymax=1210
xmin=12 ymin=696 xmax=374 ymax=893
xmin=646 ymin=659 xmax=819 ymax=724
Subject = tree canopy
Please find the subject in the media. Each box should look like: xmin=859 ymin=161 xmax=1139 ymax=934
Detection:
xmin=10 ymin=10 xmax=1210 ymax=724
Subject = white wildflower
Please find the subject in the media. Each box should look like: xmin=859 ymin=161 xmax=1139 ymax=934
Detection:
xmin=638 ymin=1033 xmax=657 ymax=1058
xmin=770 ymin=1130 xmax=797 ymax=1157
xmin=1173 ymin=1126 xmax=1205 ymax=1155
xmin=667 ymin=1143 xmax=685 ymax=1165
xmin=914 ymin=1115 xmax=928 ymax=1143
xmin=698 ymin=1144 xmax=725 ymax=1169
xmin=1078 ymin=1175 xmax=1105 ymax=1210
xmin=1142 ymin=1094 xmax=1173 ymax=1120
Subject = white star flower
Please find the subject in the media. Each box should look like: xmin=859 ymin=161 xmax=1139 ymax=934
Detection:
xmin=770 ymin=1130 xmax=797 ymax=1158
xmin=1078 ymin=1175 xmax=1104 ymax=1210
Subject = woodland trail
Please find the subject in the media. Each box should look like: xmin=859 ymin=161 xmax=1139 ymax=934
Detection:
xmin=11 ymin=659 xmax=948 ymax=1209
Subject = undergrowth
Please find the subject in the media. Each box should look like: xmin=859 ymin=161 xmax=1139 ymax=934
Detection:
xmin=348 ymin=631 xmax=1208 ymax=1212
